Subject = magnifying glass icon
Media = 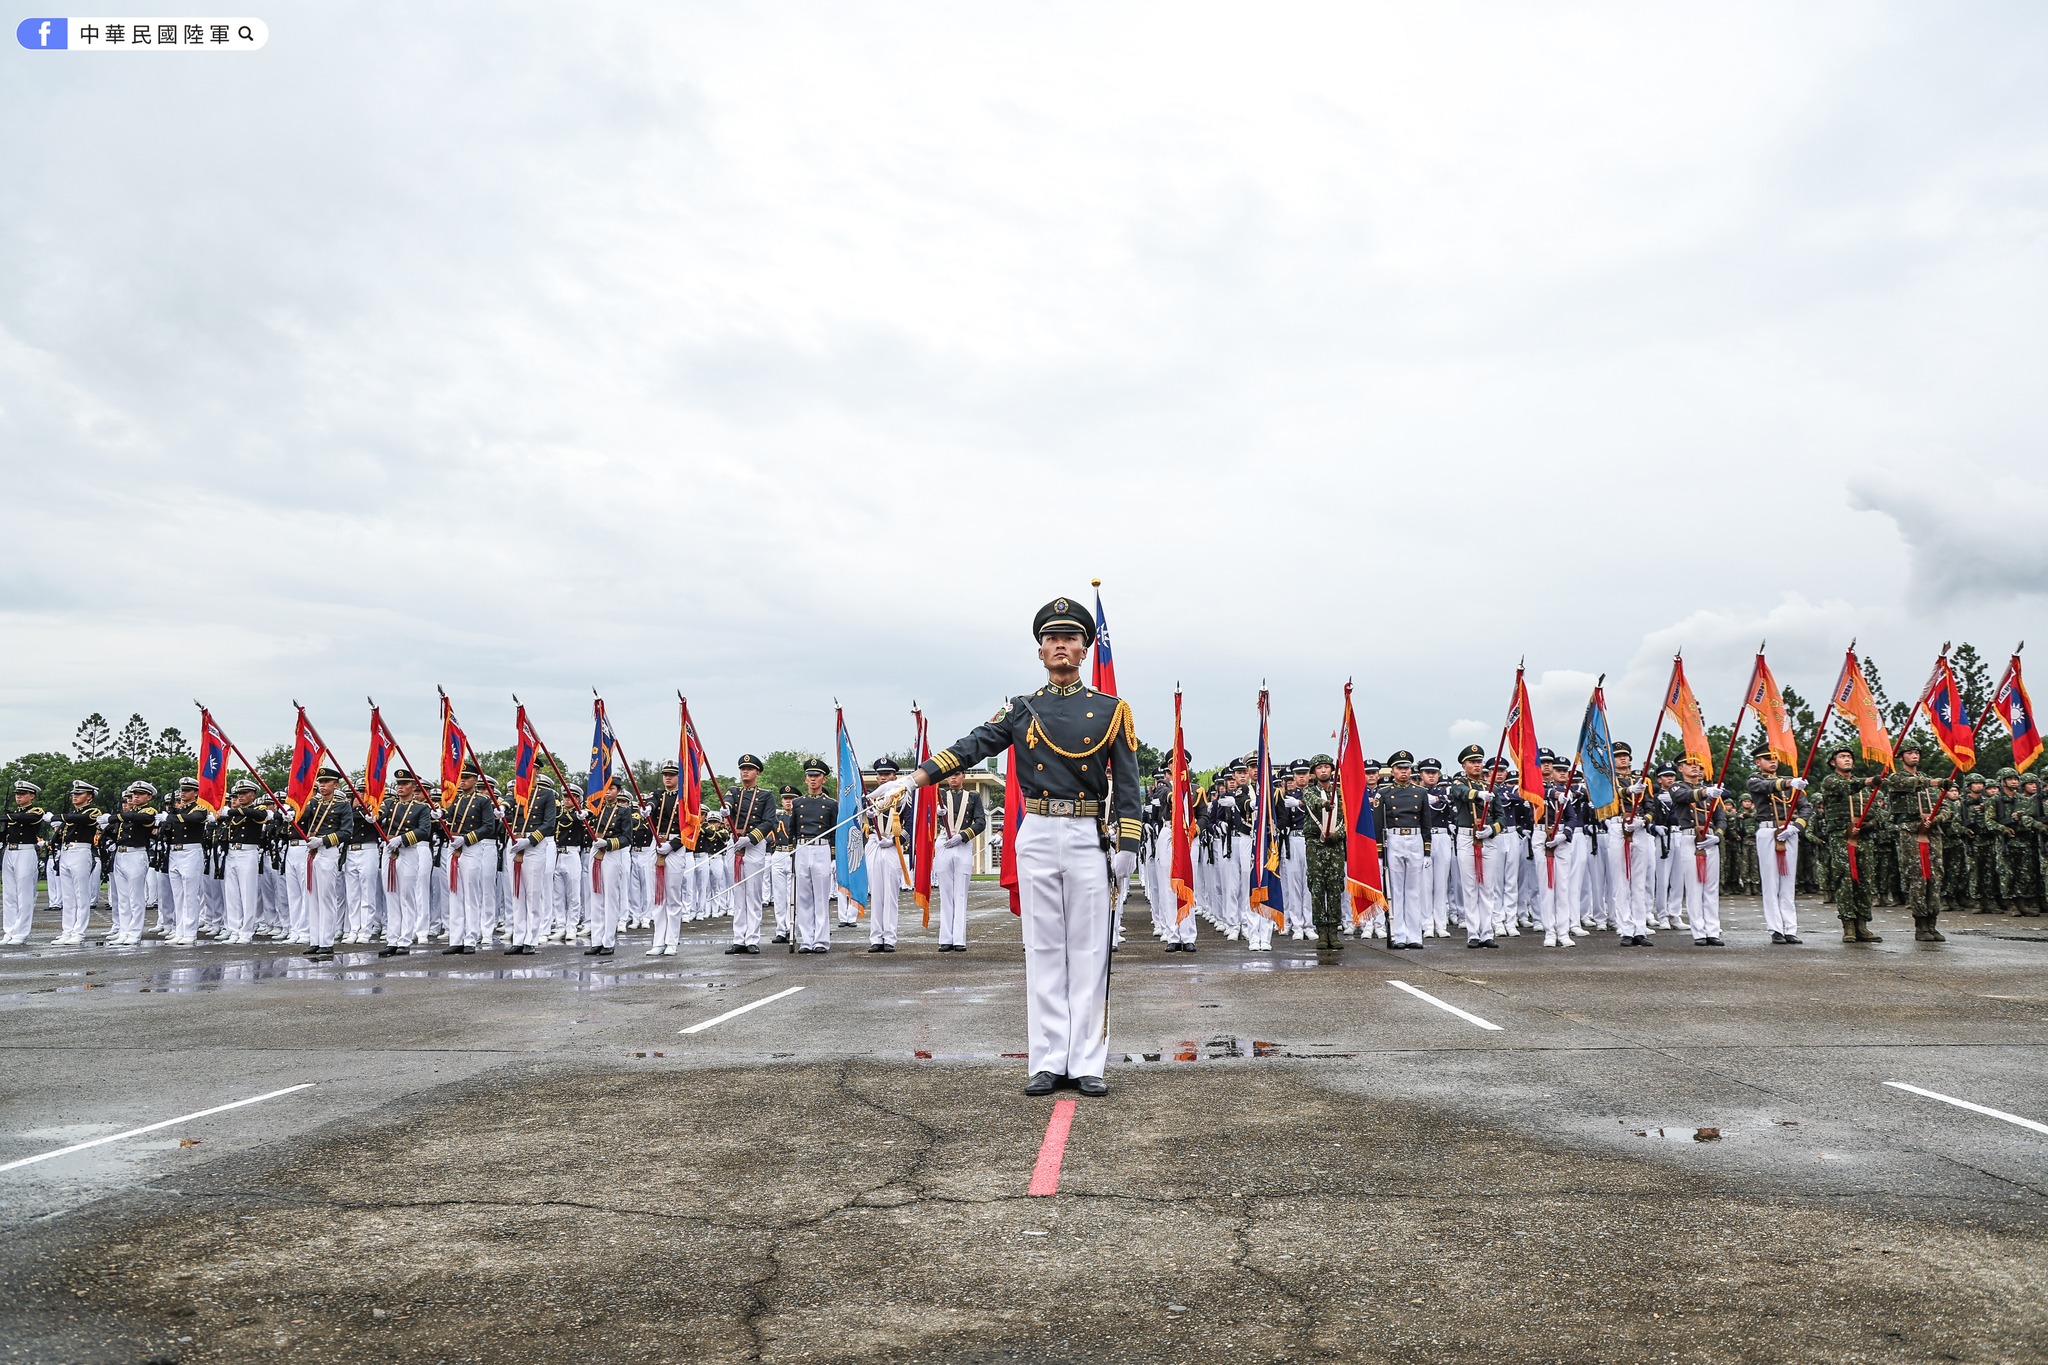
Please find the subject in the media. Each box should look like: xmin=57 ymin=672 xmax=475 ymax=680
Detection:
xmin=237 ymin=24 xmax=253 ymax=40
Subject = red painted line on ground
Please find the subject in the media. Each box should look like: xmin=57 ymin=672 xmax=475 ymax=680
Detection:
xmin=1027 ymin=1098 xmax=1077 ymax=1197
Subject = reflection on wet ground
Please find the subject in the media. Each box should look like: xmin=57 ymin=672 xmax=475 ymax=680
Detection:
xmin=0 ymin=949 xmax=741 ymax=1000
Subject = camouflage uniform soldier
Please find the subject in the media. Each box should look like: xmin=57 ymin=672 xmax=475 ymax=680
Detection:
xmin=1950 ymin=774 xmax=1988 ymax=911
xmin=1818 ymin=746 xmax=1885 ymax=942
xmin=1302 ymin=755 xmax=1346 ymax=950
xmin=1864 ymin=779 xmax=1900 ymax=906
xmin=1986 ymin=770 xmax=2030 ymax=915
xmin=2020 ymin=773 xmax=2048 ymax=915
xmin=1730 ymin=797 xmax=1760 ymax=896
xmin=1885 ymin=743 xmax=1953 ymax=941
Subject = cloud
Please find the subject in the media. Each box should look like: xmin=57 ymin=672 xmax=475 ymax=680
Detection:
xmin=1850 ymin=467 xmax=2048 ymax=607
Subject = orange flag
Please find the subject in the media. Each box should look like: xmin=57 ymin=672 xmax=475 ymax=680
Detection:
xmin=1828 ymin=648 xmax=1895 ymax=772
xmin=1663 ymin=657 xmax=1714 ymax=773
xmin=1506 ymin=667 xmax=1546 ymax=821
xmin=1745 ymin=654 xmax=1799 ymax=768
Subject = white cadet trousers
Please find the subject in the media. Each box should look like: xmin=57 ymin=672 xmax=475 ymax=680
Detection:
xmin=1686 ymin=837 xmax=1721 ymax=941
xmin=1384 ymin=830 xmax=1428 ymax=946
xmin=934 ymin=836 xmax=973 ymax=946
xmin=1457 ymin=829 xmax=1503 ymax=944
xmin=589 ymin=849 xmax=627 ymax=949
xmin=1660 ymin=831 xmax=1695 ymax=929
xmin=1229 ymin=835 xmax=1254 ymax=936
xmin=653 ymin=847 xmax=688 ymax=949
xmin=1015 ymin=815 xmax=1113 ymax=1081
xmin=865 ymin=837 xmax=902 ymax=946
xmin=1281 ymin=834 xmax=1309 ymax=935
xmin=513 ymin=838 xmax=554 ymax=947
xmin=341 ymin=847 xmax=379 ymax=941
xmin=385 ymin=843 xmax=430 ymax=947
xmin=769 ymin=849 xmax=794 ymax=936
xmin=550 ymin=846 xmax=587 ymax=938
xmin=729 ymin=848 xmax=764 ymax=948
xmin=164 ymin=844 xmax=205 ymax=940
xmin=59 ymin=844 xmax=98 ymax=939
xmin=306 ymin=844 xmax=342 ymax=948
xmin=1 ymin=845 xmax=37 ymax=941
xmin=449 ymin=842 xmax=496 ymax=948
xmin=219 ymin=847 xmax=261 ymax=941
xmin=1757 ymin=823 xmax=1801 ymax=937
xmin=1424 ymin=840 xmax=1452 ymax=936
xmin=283 ymin=842 xmax=312 ymax=941
xmin=1537 ymin=834 xmax=1588 ymax=941
xmin=630 ymin=846 xmax=656 ymax=926
xmin=110 ymin=847 xmax=149 ymax=939
xmin=794 ymin=844 xmax=836 ymax=949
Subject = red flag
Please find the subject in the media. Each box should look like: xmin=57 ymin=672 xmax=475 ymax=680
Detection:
xmin=195 ymin=709 xmax=230 ymax=813
xmin=440 ymin=695 xmax=472 ymax=805
xmin=1000 ymin=746 xmax=1023 ymax=916
xmin=1506 ymin=668 xmax=1546 ymax=821
xmin=364 ymin=707 xmax=398 ymax=812
xmin=513 ymin=705 xmax=542 ymax=813
xmin=1337 ymin=682 xmax=1385 ymax=923
xmin=677 ymin=699 xmax=705 ymax=849
xmin=284 ymin=707 xmax=322 ymax=816
xmin=912 ymin=709 xmax=936 ymax=922
xmin=1168 ymin=689 xmax=1196 ymax=920
xmin=1994 ymin=652 xmax=2041 ymax=773
xmin=1925 ymin=653 xmax=1977 ymax=771
xmin=1090 ymin=581 xmax=1117 ymax=697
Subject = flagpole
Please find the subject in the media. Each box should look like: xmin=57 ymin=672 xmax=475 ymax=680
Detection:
xmin=290 ymin=703 xmax=389 ymax=841
xmin=593 ymin=689 xmax=651 ymax=814
xmin=510 ymin=694 xmax=575 ymax=794
xmin=437 ymin=687 xmax=508 ymax=805
xmin=191 ymin=702 xmax=309 ymax=840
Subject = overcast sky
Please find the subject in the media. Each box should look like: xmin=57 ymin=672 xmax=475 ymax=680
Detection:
xmin=3 ymin=1 xmax=2045 ymax=772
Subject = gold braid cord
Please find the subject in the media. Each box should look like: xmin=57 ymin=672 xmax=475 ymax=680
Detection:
xmin=1025 ymin=699 xmax=1135 ymax=758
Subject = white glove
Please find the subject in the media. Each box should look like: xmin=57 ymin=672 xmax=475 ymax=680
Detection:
xmin=1627 ymin=817 xmax=1646 ymax=833
xmin=1110 ymin=849 xmax=1137 ymax=879
xmin=1700 ymin=784 xmax=1724 ymax=799
xmin=1789 ymin=777 xmax=1808 ymax=791
xmin=153 ymin=812 xmax=170 ymax=827
xmin=1544 ymin=835 xmax=1561 ymax=851
xmin=385 ymin=837 xmax=403 ymax=852
xmin=1627 ymin=781 xmax=1647 ymax=796
xmin=1473 ymin=827 xmax=1493 ymax=843
xmin=1656 ymin=792 xmax=1674 ymax=808
xmin=1701 ymin=834 xmax=1720 ymax=849
xmin=870 ymin=775 xmax=913 ymax=810
xmin=97 ymin=813 xmax=113 ymax=829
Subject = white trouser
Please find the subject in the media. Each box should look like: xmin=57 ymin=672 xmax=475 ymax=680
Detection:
xmin=1513 ymin=834 xmax=1539 ymax=925
xmin=110 ymin=847 xmax=149 ymax=938
xmin=1492 ymin=836 xmax=1524 ymax=934
xmin=1686 ymin=837 xmax=1721 ymax=940
xmin=550 ymin=846 xmax=587 ymax=937
xmin=630 ymin=846 xmax=656 ymax=925
xmin=729 ymin=848 xmax=763 ymax=947
xmin=59 ymin=844 xmax=98 ymax=939
xmin=837 ymin=885 xmax=858 ymax=926
xmin=1016 ymin=815 xmax=1113 ymax=1081
xmin=513 ymin=838 xmax=554 ymax=947
xmin=1537 ymin=833 xmax=1588 ymax=940
xmin=449 ymin=842 xmax=496 ymax=947
xmin=1385 ymin=830 xmax=1427 ymax=945
xmin=221 ymin=847 xmax=263 ymax=940
xmin=386 ymin=842 xmax=430 ymax=947
xmin=934 ymin=837 xmax=973 ymax=946
xmin=305 ymin=844 xmax=341 ymax=948
xmin=1660 ymin=831 xmax=1695 ymax=927
xmin=341 ymin=847 xmax=376 ymax=941
xmin=46 ymin=853 xmax=61 ymax=912
xmin=1244 ymin=887 xmax=1275 ymax=949
xmin=1424 ymin=840 xmax=1452 ymax=935
xmin=769 ymin=849 xmax=794 ymax=936
xmin=1163 ymin=863 xmax=1197 ymax=945
xmin=1 ymin=845 xmax=37 ymax=940
xmin=654 ymin=847 xmax=688 ymax=949
xmin=1281 ymin=835 xmax=1309 ymax=934
xmin=202 ymin=860 xmax=225 ymax=930
xmin=590 ymin=848 xmax=627 ymax=948
xmin=283 ymin=843 xmax=312 ymax=941
xmin=1229 ymin=835 xmax=1254 ymax=935
xmin=164 ymin=844 xmax=205 ymax=940
xmin=147 ymin=868 xmax=169 ymax=927
xmin=1457 ymin=829 xmax=1502 ymax=943
xmin=795 ymin=844 xmax=836 ymax=949
xmin=865 ymin=837 xmax=902 ymax=945
xmin=1757 ymin=823 xmax=1801 ymax=936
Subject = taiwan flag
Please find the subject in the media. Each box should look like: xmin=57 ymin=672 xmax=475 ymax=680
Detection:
xmin=1337 ymin=682 xmax=1384 ymax=923
xmin=1925 ymin=654 xmax=1977 ymax=772
xmin=513 ymin=705 xmax=543 ymax=813
xmin=441 ymin=696 xmax=473 ymax=806
xmin=1506 ymin=667 xmax=1546 ymax=820
xmin=284 ymin=707 xmax=322 ymax=816
xmin=677 ymin=699 xmax=705 ymax=849
xmin=194 ymin=710 xmax=231 ymax=812
xmin=364 ymin=707 xmax=398 ymax=812
xmin=1995 ymin=652 xmax=2041 ymax=773
xmin=1090 ymin=580 xmax=1117 ymax=697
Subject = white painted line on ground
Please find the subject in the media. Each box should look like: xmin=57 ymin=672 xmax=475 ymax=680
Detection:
xmin=680 ymin=984 xmax=806 ymax=1035
xmin=1884 ymin=1081 xmax=2048 ymax=1136
xmin=0 ymin=1083 xmax=318 ymax=1174
xmin=1388 ymin=980 xmax=1502 ymax=1031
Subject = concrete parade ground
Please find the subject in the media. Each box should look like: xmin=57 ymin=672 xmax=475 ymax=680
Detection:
xmin=3 ymin=888 xmax=2047 ymax=1364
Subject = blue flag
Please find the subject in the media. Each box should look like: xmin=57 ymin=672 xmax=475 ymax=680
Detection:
xmin=1577 ymin=685 xmax=1620 ymax=821
xmin=585 ymin=703 xmax=619 ymax=810
xmin=835 ymin=709 xmax=870 ymax=909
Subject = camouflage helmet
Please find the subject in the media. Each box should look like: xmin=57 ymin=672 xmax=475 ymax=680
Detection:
xmin=1309 ymin=754 xmax=1335 ymax=769
xmin=1998 ymin=767 xmax=2020 ymax=782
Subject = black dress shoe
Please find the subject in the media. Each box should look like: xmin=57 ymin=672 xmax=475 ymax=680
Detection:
xmin=460 ymin=945 xmax=478 ymax=954
xmin=584 ymin=945 xmax=612 ymax=956
xmin=1706 ymin=937 xmax=1726 ymax=946
xmin=725 ymin=945 xmax=744 ymax=954
xmin=771 ymin=933 xmax=790 ymax=944
xmin=867 ymin=944 xmax=886 ymax=953
xmin=306 ymin=948 xmax=334 ymax=960
xmin=1770 ymin=931 xmax=1786 ymax=944
xmin=1783 ymin=934 xmax=1802 ymax=944
xmin=1075 ymin=1075 xmax=1108 ymax=1098
xmin=744 ymin=945 xmax=760 ymax=954
xmin=1023 ymin=1071 xmax=1060 ymax=1097
xmin=442 ymin=945 xmax=467 ymax=955
xmin=378 ymin=945 xmax=408 ymax=957
xmin=880 ymin=944 xmax=895 ymax=953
